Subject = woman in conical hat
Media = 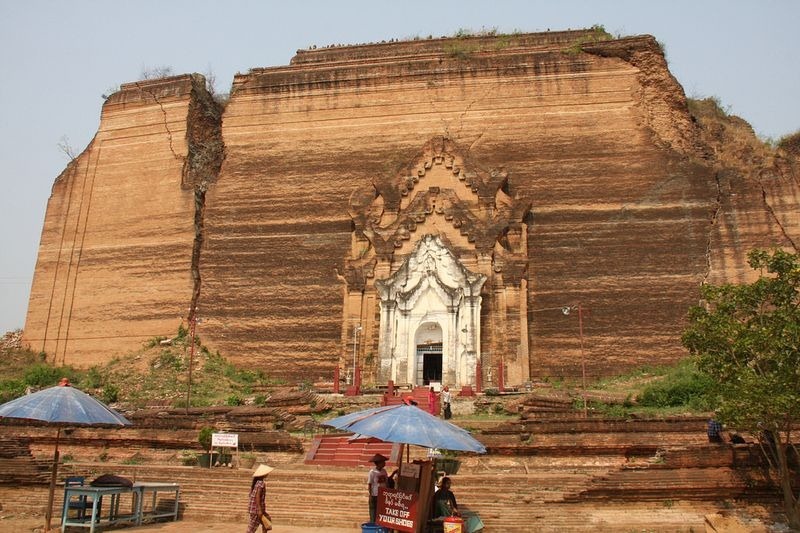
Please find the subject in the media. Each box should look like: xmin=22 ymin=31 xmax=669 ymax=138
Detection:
xmin=247 ymin=464 xmax=274 ymax=532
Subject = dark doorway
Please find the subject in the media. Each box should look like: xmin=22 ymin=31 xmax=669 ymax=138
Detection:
xmin=422 ymin=352 xmax=442 ymax=385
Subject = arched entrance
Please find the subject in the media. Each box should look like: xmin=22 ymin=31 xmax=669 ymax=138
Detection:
xmin=374 ymin=235 xmax=486 ymax=387
xmin=341 ymin=137 xmax=532 ymax=388
xmin=415 ymin=322 xmax=443 ymax=385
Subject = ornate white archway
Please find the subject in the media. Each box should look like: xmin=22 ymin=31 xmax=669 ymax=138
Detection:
xmin=375 ymin=235 xmax=486 ymax=386
xmin=341 ymin=137 xmax=531 ymax=388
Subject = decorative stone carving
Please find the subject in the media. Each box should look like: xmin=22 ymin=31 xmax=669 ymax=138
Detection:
xmin=342 ymin=137 xmax=531 ymax=387
xmin=375 ymin=235 xmax=486 ymax=385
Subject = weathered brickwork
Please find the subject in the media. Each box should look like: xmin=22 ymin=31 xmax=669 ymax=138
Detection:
xmin=24 ymin=30 xmax=799 ymax=385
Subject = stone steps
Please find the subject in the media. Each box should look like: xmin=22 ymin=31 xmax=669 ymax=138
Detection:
xmin=0 ymin=408 xmax=783 ymax=531
xmin=304 ymin=435 xmax=400 ymax=467
xmin=0 ymin=438 xmax=53 ymax=484
xmin=0 ymin=458 xmax=767 ymax=531
xmin=564 ymin=466 xmax=780 ymax=503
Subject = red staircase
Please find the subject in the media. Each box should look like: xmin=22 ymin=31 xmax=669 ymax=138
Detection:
xmin=382 ymin=386 xmax=440 ymax=415
xmin=304 ymin=435 xmax=402 ymax=467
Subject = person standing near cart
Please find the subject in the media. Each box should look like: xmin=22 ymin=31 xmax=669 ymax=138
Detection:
xmin=367 ymin=453 xmax=389 ymax=523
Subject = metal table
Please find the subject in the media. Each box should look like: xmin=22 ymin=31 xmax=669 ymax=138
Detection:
xmin=61 ymin=482 xmax=180 ymax=532
xmin=135 ymin=482 xmax=181 ymax=523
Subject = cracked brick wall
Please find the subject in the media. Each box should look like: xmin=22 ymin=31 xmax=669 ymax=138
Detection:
xmin=201 ymin=31 xmax=718 ymax=381
xmin=23 ymin=75 xmax=215 ymax=366
xmin=24 ymin=31 xmax=799 ymax=382
xmin=689 ymin=98 xmax=800 ymax=285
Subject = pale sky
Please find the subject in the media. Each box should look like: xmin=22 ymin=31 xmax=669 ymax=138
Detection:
xmin=1 ymin=0 xmax=798 ymax=334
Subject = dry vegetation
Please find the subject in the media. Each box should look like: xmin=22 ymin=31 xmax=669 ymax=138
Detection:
xmin=0 ymin=327 xmax=284 ymax=409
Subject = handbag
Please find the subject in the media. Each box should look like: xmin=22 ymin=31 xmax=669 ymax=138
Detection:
xmin=260 ymin=512 xmax=272 ymax=531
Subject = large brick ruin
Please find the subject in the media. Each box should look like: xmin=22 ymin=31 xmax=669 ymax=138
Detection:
xmin=23 ymin=30 xmax=799 ymax=387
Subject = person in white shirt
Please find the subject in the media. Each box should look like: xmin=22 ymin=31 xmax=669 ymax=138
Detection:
xmin=366 ymin=453 xmax=389 ymax=523
xmin=442 ymin=386 xmax=452 ymax=419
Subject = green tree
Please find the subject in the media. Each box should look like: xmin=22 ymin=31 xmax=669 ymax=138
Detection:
xmin=682 ymin=249 xmax=799 ymax=528
xmin=198 ymin=426 xmax=213 ymax=452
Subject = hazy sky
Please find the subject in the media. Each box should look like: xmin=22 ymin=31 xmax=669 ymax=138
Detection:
xmin=1 ymin=0 xmax=798 ymax=334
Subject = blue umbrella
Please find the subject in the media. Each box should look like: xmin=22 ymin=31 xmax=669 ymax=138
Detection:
xmin=0 ymin=378 xmax=131 ymax=530
xmin=0 ymin=382 xmax=131 ymax=426
xmin=321 ymin=403 xmax=486 ymax=453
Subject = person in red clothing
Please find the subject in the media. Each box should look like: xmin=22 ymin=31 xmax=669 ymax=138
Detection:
xmin=428 ymin=386 xmax=437 ymax=416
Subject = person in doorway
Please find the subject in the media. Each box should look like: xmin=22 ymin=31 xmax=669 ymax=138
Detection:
xmin=442 ymin=385 xmax=452 ymax=419
xmin=367 ymin=453 xmax=389 ymax=523
xmin=246 ymin=463 xmax=274 ymax=533
xmin=428 ymin=386 xmax=438 ymax=416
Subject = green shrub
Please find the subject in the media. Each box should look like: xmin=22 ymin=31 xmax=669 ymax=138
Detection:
xmin=198 ymin=427 xmax=213 ymax=451
xmin=102 ymin=384 xmax=119 ymax=404
xmin=638 ymin=359 xmax=713 ymax=408
xmin=595 ymin=403 xmax=629 ymax=419
xmin=81 ymin=366 xmax=103 ymax=389
xmin=444 ymin=42 xmax=476 ymax=60
xmin=180 ymin=450 xmax=198 ymax=466
xmin=0 ymin=379 xmax=26 ymax=403
xmin=226 ymin=394 xmax=243 ymax=406
xmin=151 ymin=350 xmax=184 ymax=371
xmin=23 ymin=364 xmax=61 ymax=387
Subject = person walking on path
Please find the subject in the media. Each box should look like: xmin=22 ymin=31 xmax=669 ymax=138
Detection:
xmin=367 ymin=453 xmax=389 ymax=523
xmin=247 ymin=464 xmax=274 ymax=532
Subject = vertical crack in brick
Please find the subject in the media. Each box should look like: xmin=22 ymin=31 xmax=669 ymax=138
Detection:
xmin=135 ymin=82 xmax=183 ymax=162
xmin=456 ymin=82 xmax=499 ymax=145
xmin=189 ymin=188 xmax=206 ymax=323
xmin=757 ymin=170 xmax=798 ymax=252
xmin=702 ymin=171 xmax=724 ymax=285
xmin=183 ymin=75 xmax=226 ymax=322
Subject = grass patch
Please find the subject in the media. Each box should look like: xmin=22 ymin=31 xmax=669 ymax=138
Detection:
xmin=0 ymin=326 xmax=287 ymax=409
xmin=582 ymin=358 xmax=715 ymax=417
xmin=457 ymin=412 xmax=516 ymax=422
xmin=563 ymin=24 xmax=613 ymax=55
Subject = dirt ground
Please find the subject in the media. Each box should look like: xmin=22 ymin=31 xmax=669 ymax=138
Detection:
xmin=0 ymin=516 xmax=361 ymax=533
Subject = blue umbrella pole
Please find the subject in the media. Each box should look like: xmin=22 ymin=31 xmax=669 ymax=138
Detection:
xmin=45 ymin=427 xmax=60 ymax=531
